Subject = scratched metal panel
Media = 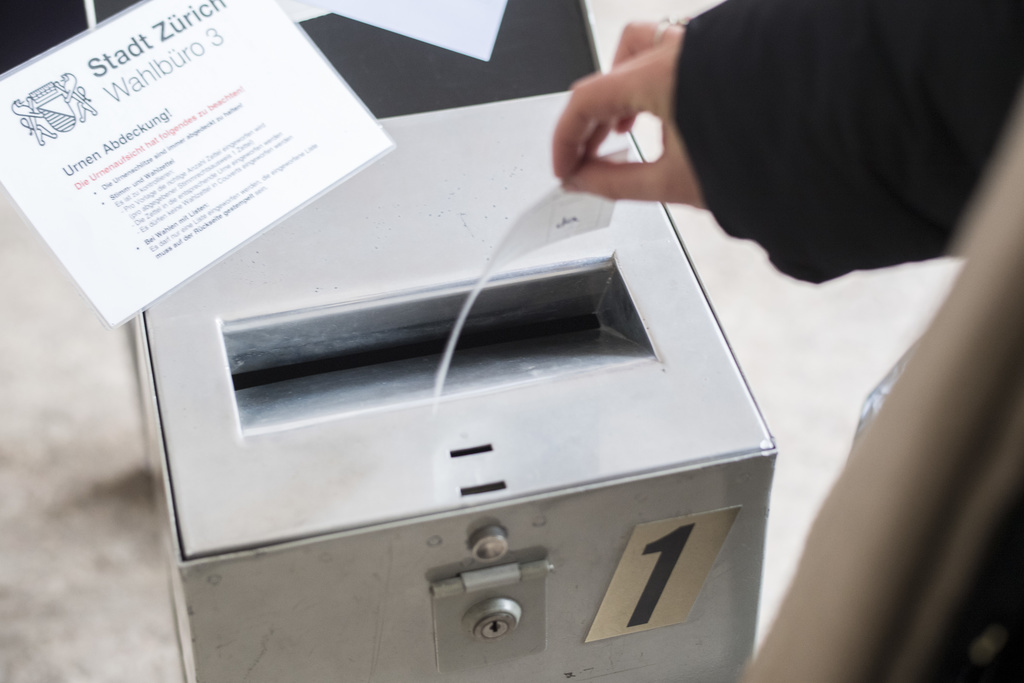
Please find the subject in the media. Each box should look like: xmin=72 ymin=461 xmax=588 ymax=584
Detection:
xmin=176 ymin=454 xmax=773 ymax=682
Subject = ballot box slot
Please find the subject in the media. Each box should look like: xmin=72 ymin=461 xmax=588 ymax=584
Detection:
xmin=460 ymin=481 xmax=507 ymax=496
xmin=450 ymin=444 xmax=494 ymax=458
xmin=231 ymin=315 xmax=601 ymax=391
xmin=222 ymin=257 xmax=656 ymax=434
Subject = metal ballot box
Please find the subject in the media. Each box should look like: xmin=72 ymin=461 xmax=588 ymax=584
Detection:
xmin=136 ymin=92 xmax=775 ymax=682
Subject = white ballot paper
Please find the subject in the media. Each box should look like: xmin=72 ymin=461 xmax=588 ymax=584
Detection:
xmin=486 ymin=187 xmax=616 ymax=270
xmin=433 ymin=187 xmax=616 ymax=406
xmin=0 ymin=0 xmax=393 ymax=327
xmin=302 ymin=0 xmax=508 ymax=62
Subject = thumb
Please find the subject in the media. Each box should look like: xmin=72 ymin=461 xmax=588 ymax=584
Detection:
xmin=563 ymin=158 xmax=680 ymax=203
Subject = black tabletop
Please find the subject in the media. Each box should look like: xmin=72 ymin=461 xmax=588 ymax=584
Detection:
xmin=92 ymin=0 xmax=598 ymax=118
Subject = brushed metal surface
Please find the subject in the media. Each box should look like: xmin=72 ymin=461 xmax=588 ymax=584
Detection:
xmin=171 ymin=454 xmax=773 ymax=682
xmin=139 ymin=92 xmax=777 ymax=681
xmin=144 ymin=92 xmax=771 ymax=560
xmin=227 ymin=257 xmax=656 ymax=434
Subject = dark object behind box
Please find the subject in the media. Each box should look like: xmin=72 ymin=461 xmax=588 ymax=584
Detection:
xmin=0 ymin=1 xmax=88 ymax=74
xmin=95 ymin=0 xmax=597 ymax=118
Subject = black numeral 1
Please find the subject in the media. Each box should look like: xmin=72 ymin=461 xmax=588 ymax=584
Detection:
xmin=627 ymin=524 xmax=694 ymax=627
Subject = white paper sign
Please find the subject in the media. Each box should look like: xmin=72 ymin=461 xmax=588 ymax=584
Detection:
xmin=0 ymin=0 xmax=393 ymax=327
xmin=302 ymin=0 xmax=508 ymax=62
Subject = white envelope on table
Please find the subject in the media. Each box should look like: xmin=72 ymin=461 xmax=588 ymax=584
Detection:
xmin=301 ymin=0 xmax=508 ymax=61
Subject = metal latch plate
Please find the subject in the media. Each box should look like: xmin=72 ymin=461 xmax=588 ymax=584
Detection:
xmin=430 ymin=559 xmax=551 ymax=672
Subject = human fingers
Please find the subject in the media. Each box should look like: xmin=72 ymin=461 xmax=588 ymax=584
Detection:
xmin=615 ymin=114 xmax=637 ymax=134
xmin=563 ymin=157 xmax=677 ymax=202
xmin=609 ymin=22 xmax=682 ymax=134
xmin=611 ymin=22 xmax=660 ymax=67
xmin=583 ymin=121 xmax=612 ymax=162
xmin=563 ymin=156 xmax=705 ymax=206
xmin=552 ymin=70 xmax=637 ymax=179
xmin=553 ymin=48 xmax=677 ymax=179
xmin=563 ymin=125 xmax=705 ymax=207
xmin=612 ymin=20 xmax=685 ymax=68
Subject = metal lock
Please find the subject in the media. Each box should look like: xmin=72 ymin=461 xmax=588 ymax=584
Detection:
xmin=463 ymin=597 xmax=522 ymax=640
xmin=431 ymin=559 xmax=551 ymax=671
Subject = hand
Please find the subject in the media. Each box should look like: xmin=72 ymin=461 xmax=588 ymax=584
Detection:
xmin=552 ymin=22 xmax=705 ymax=207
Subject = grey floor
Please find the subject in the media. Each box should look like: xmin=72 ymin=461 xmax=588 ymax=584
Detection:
xmin=0 ymin=1 xmax=961 ymax=680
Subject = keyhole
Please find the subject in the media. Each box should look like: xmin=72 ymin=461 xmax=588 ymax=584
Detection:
xmin=484 ymin=619 xmax=507 ymax=638
xmin=464 ymin=597 xmax=521 ymax=641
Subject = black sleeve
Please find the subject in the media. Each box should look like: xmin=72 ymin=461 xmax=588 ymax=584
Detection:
xmin=674 ymin=0 xmax=1024 ymax=282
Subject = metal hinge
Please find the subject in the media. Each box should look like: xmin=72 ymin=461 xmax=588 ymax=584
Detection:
xmin=430 ymin=559 xmax=553 ymax=598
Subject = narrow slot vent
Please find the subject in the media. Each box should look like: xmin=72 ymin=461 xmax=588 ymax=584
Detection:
xmin=450 ymin=444 xmax=494 ymax=458
xmin=461 ymin=481 xmax=507 ymax=496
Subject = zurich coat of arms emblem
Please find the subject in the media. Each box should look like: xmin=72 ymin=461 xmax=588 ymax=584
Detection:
xmin=11 ymin=73 xmax=97 ymax=146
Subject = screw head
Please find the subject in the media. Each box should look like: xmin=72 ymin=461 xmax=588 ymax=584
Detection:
xmin=468 ymin=524 xmax=509 ymax=562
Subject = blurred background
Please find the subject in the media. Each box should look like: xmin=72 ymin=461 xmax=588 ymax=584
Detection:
xmin=0 ymin=0 xmax=959 ymax=680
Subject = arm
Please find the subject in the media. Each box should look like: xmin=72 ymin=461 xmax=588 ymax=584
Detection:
xmin=676 ymin=0 xmax=1024 ymax=281
xmin=555 ymin=0 xmax=1024 ymax=282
